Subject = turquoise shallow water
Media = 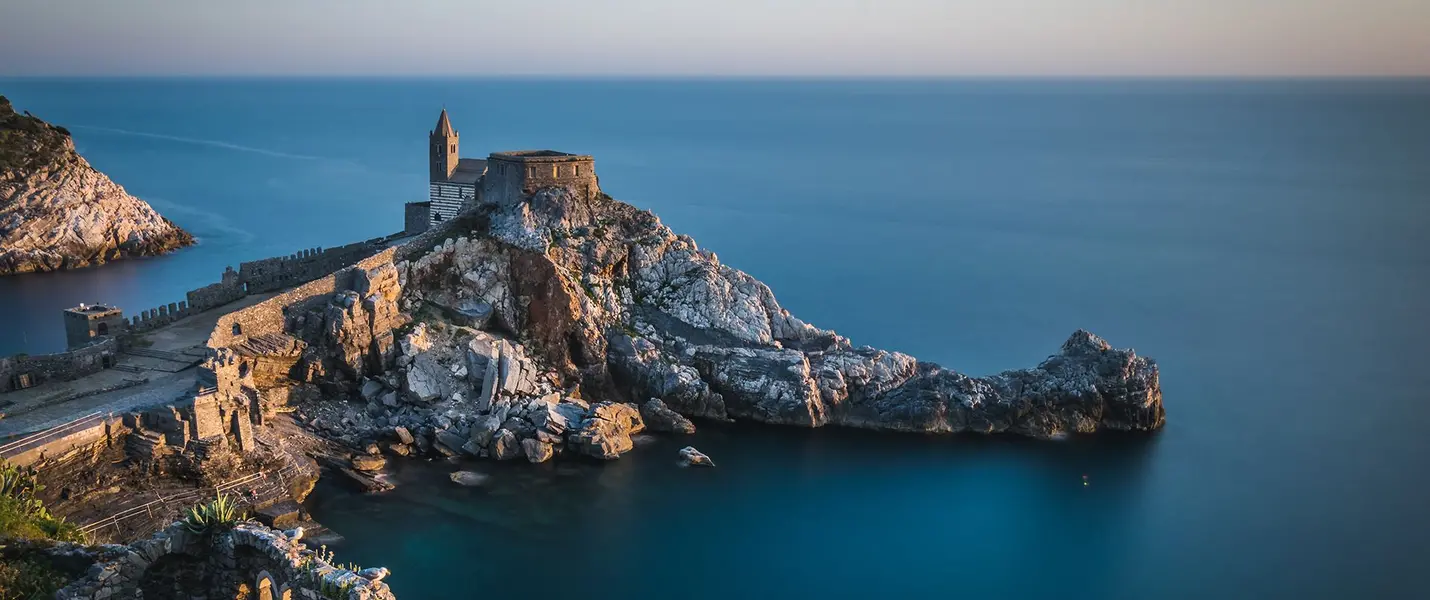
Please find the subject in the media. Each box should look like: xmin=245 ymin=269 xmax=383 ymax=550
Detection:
xmin=1 ymin=79 xmax=1428 ymax=598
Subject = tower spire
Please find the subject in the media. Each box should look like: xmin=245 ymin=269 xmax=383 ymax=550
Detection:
xmin=434 ymin=107 xmax=456 ymax=137
xmin=429 ymin=107 xmax=459 ymax=181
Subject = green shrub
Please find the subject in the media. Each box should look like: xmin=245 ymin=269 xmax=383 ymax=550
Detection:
xmin=0 ymin=463 xmax=81 ymax=543
xmin=181 ymin=494 xmax=245 ymax=536
xmin=0 ymin=558 xmax=69 ymax=600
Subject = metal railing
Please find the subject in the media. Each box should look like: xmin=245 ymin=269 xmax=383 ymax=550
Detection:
xmin=0 ymin=412 xmax=107 ymax=460
xmin=78 ymin=464 xmax=301 ymax=538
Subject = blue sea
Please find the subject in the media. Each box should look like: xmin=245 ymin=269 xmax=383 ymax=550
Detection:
xmin=1 ymin=78 xmax=1428 ymax=599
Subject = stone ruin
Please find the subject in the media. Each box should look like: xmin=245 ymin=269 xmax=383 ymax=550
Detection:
xmin=125 ymin=349 xmax=260 ymax=467
xmin=43 ymin=521 xmax=395 ymax=600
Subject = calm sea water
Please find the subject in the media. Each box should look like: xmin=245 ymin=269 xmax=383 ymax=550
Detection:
xmin=1 ymin=79 xmax=1428 ymax=598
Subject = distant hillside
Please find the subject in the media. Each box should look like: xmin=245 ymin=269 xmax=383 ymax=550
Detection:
xmin=0 ymin=95 xmax=193 ymax=275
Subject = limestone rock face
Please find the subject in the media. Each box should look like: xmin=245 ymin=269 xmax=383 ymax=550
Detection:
xmin=640 ymin=399 xmax=696 ymax=434
xmin=0 ymin=96 xmax=193 ymax=275
xmin=289 ymin=176 xmax=1162 ymax=467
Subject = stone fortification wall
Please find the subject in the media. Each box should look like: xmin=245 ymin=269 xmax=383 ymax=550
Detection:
xmin=482 ymin=151 xmax=598 ymax=207
xmin=126 ymin=301 xmax=193 ymax=334
xmin=0 ymin=338 xmax=118 ymax=393
xmin=120 ymin=240 xmax=391 ymax=337
xmin=239 ymin=239 xmax=386 ymax=295
xmin=187 ymin=266 xmax=245 ymax=311
xmin=52 ymin=521 xmax=395 ymax=600
xmin=208 ymin=248 xmax=401 ymax=350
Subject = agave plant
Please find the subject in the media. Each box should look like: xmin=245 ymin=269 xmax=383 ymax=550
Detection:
xmin=181 ymin=494 xmax=245 ymax=536
xmin=0 ymin=463 xmax=41 ymax=502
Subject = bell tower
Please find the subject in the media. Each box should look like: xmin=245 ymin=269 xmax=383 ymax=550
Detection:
xmin=429 ymin=108 xmax=459 ymax=181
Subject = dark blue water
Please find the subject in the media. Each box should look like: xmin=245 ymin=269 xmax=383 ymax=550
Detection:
xmin=2 ymin=79 xmax=1428 ymax=598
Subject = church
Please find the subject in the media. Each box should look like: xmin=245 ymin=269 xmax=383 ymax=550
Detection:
xmin=425 ymin=108 xmax=486 ymax=224
xmin=404 ymin=108 xmax=599 ymax=236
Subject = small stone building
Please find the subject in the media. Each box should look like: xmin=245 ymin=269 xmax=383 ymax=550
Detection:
xmin=63 ymin=303 xmax=126 ymax=349
xmin=483 ymin=150 xmax=598 ymax=206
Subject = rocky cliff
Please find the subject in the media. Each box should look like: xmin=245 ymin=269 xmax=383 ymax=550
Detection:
xmin=272 ymin=177 xmax=1163 ymax=463
xmin=0 ymin=95 xmax=192 ymax=275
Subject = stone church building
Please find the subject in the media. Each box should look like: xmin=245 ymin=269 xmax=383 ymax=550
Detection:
xmin=405 ymin=108 xmax=598 ymax=235
xmin=426 ymin=108 xmax=487 ymax=224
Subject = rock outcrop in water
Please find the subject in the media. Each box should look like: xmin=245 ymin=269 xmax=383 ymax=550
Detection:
xmin=0 ymin=95 xmax=192 ymax=275
xmin=280 ymin=175 xmax=1163 ymax=463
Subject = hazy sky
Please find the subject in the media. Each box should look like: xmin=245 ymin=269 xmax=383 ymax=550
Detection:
xmin=2 ymin=0 xmax=1427 ymax=76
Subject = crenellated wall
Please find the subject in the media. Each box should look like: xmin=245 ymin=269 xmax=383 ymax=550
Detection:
xmin=238 ymin=239 xmax=388 ymax=295
xmin=1 ymin=237 xmax=395 ymax=390
xmin=208 ymin=248 xmax=402 ymax=350
xmin=188 ymin=266 xmax=246 ymax=311
xmin=126 ymin=301 xmax=194 ymax=334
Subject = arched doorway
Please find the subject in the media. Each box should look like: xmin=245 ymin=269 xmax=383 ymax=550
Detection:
xmin=255 ymin=571 xmax=275 ymax=600
xmin=96 ymin=322 xmax=109 ymax=336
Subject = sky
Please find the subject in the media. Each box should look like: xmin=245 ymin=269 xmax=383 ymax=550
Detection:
xmin=1 ymin=0 xmax=1427 ymax=77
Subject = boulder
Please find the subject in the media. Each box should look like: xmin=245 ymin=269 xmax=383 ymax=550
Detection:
xmin=465 ymin=333 xmax=500 ymax=381
xmin=492 ymin=429 xmax=522 ymax=461
xmin=521 ymin=438 xmax=554 ymax=463
xmin=497 ymin=341 xmax=539 ymax=396
xmin=532 ymin=403 xmax=570 ymax=435
xmin=568 ymin=402 xmax=644 ymax=460
xmin=678 ymin=446 xmax=714 ymax=467
xmin=434 ymin=430 xmax=466 ymax=455
xmin=350 ymin=455 xmax=386 ymax=472
xmin=592 ymin=402 xmax=645 ymax=434
xmin=394 ymin=426 xmax=415 ymax=445
xmin=449 ymin=471 xmax=489 ymax=487
xmin=399 ymin=323 xmax=431 ymax=357
xmin=381 ymin=391 xmax=399 ymax=408
xmin=403 ymin=353 xmax=444 ymax=403
xmin=386 ymin=443 xmax=412 ymax=457
xmin=359 ymin=379 xmax=385 ymax=402
xmin=640 ymin=399 xmax=696 ymax=434
xmin=469 ymin=415 xmax=502 ymax=448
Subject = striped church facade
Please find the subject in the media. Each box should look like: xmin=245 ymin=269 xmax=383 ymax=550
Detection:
xmin=428 ymin=180 xmax=474 ymax=225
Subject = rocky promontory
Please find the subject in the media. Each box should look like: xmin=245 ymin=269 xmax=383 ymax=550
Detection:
xmin=0 ymin=95 xmax=192 ymax=275
xmin=273 ymin=175 xmax=1164 ymax=464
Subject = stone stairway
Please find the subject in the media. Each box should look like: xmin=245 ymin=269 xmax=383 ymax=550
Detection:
xmin=230 ymin=332 xmax=304 ymax=357
xmin=125 ymin=429 xmax=167 ymax=462
xmin=123 ymin=347 xmax=191 ymax=362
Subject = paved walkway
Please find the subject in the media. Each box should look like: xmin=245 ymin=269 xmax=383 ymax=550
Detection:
xmin=0 ymin=292 xmax=277 ymax=437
